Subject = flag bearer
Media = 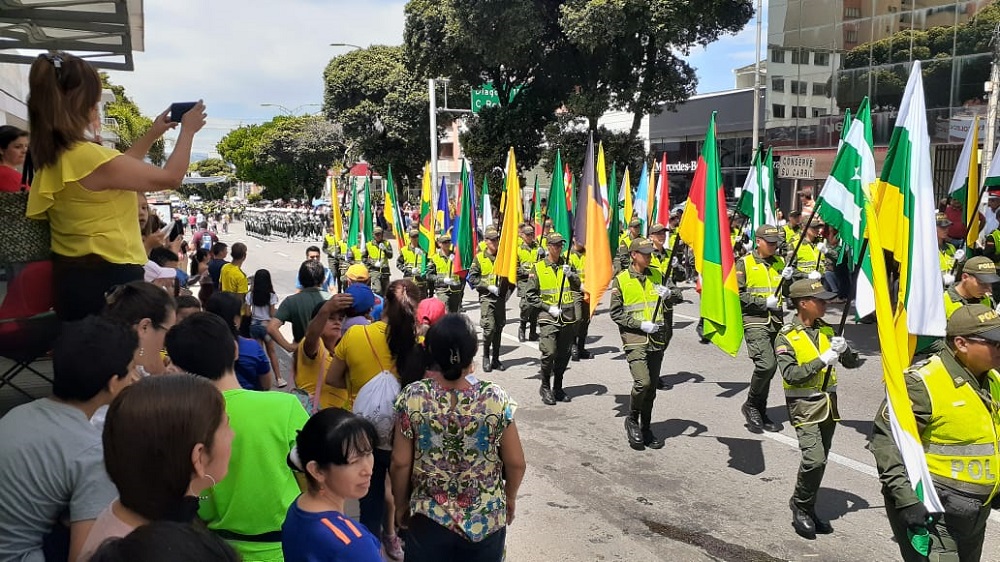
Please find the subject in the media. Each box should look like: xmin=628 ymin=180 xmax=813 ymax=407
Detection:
xmin=781 ymin=210 xmax=802 ymax=256
xmin=468 ymin=226 xmax=506 ymax=373
xmin=516 ymin=225 xmax=543 ymax=341
xmin=776 ymin=279 xmax=861 ymax=539
xmin=569 ymin=240 xmax=591 ymax=361
xmin=648 ymin=223 xmax=670 ymax=276
xmin=427 ymin=233 xmax=463 ymax=313
xmin=871 ymin=305 xmax=1000 ymax=562
xmin=789 ymin=217 xmax=825 ymax=282
xmin=364 ymin=226 xmax=393 ymax=297
xmin=610 ymin=238 xmax=683 ymax=450
xmin=737 ymin=225 xmax=793 ymax=433
xmin=525 ymin=233 xmax=581 ymax=406
xmin=322 ymin=225 xmax=342 ymax=292
xmin=342 ymin=238 xmax=365 ymax=287
xmin=397 ymin=229 xmax=427 ymax=299
xmin=615 ymin=219 xmax=642 ymax=274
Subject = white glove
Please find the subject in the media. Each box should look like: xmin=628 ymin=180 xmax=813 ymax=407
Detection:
xmin=830 ymin=336 xmax=848 ymax=354
xmin=374 ymin=260 xmax=383 ymax=268
xmin=954 ymin=249 xmax=966 ymax=262
xmin=765 ymin=295 xmax=779 ymax=310
xmin=563 ymin=265 xmax=573 ymax=276
xmin=640 ymin=321 xmax=660 ymax=334
xmin=654 ymin=285 xmax=670 ymax=298
xmin=994 ymin=301 xmax=1000 ymax=315
xmin=817 ymin=242 xmax=827 ymax=253
xmin=548 ymin=306 xmax=562 ymax=318
xmin=808 ymin=271 xmax=822 ymax=280
xmin=942 ymin=273 xmax=955 ymax=286
xmin=781 ymin=267 xmax=794 ymax=280
xmin=379 ymin=242 xmax=387 ymax=250
xmin=488 ymin=284 xmax=499 ymax=296
xmin=743 ymin=241 xmax=752 ymax=252
xmin=820 ymin=349 xmax=839 ymax=366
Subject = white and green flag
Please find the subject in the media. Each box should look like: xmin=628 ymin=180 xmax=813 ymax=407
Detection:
xmin=947 ymin=117 xmax=981 ymax=246
xmin=736 ymin=146 xmax=776 ymax=233
xmin=816 ymin=98 xmax=876 ymax=317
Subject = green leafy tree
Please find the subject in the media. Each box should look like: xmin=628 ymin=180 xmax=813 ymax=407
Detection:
xmin=542 ymin=114 xmax=648 ymax=175
xmin=188 ymin=158 xmax=231 ymax=177
xmin=177 ymin=180 xmax=231 ymax=202
xmin=99 ymin=73 xmax=166 ymax=165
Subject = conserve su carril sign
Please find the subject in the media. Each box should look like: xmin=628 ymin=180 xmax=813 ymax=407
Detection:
xmin=777 ymin=155 xmax=816 ymax=180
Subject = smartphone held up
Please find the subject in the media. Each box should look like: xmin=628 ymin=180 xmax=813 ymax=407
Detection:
xmin=170 ymin=102 xmax=198 ymax=123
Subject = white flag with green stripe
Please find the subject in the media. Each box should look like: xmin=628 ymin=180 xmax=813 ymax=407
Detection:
xmin=816 ymin=98 xmax=876 ymax=317
xmin=736 ymin=147 xmax=776 ymax=233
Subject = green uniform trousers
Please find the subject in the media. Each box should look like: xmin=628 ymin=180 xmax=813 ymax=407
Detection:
xmin=792 ymin=415 xmax=835 ymax=511
xmin=744 ymin=324 xmax=780 ymax=409
xmin=884 ymin=487 xmax=990 ymax=562
xmin=626 ymin=346 xmax=665 ymax=429
xmin=519 ymin=279 xmax=539 ymax=325
xmin=437 ymin=290 xmax=464 ymax=313
xmin=374 ymin=273 xmax=390 ymax=297
xmin=575 ymin=296 xmax=591 ymax=349
xmin=539 ymin=322 xmax=575 ymax=383
xmin=480 ymin=297 xmax=505 ymax=350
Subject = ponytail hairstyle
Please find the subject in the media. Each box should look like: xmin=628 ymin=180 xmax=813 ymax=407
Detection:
xmin=288 ymin=408 xmax=377 ymax=491
xmin=383 ymin=279 xmax=419 ymax=367
xmin=424 ymin=314 xmax=478 ymax=381
xmin=27 ymin=52 xmax=103 ymax=169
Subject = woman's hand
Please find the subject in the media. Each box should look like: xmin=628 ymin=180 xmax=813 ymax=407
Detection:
xmin=181 ymin=101 xmax=207 ymax=135
xmin=506 ymin=498 xmax=516 ymax=526
xmin=150 ymin=109 xmax=178 ymax=138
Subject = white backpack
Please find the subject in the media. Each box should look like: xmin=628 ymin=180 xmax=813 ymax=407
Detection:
xmin=352 ymin=327 xmax=400 ymax=449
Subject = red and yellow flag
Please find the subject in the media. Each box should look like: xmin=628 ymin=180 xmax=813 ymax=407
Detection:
xmin=678 ymin=112 xmax=743 ymax=356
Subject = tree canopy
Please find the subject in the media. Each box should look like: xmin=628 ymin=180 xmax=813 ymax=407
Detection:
xmin=100 ymin=73 xmax=166 ymax=165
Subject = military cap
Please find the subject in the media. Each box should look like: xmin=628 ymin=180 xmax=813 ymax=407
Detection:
xmin=520 ymin=224 xmax=535 ymax=234
xmin=788 ymin=279 xmax=836 ymax=300
xmin=373 ymin=226 xmax=384 ymax=235
xmin=629 ymin=237 xmax=654 ymax=254
xmin=946 ymin=304 xmax=1000 ymax=341
xmin=436 ymin=233 xmax=452 ymax=244
xmin=649 ymin=223 xmax=667 ymax=234
xmin=546 ymin=232 xmax=565 ymax=246
xmin=788 ymin=210 xmax=802 ymax=219
xmin=935 ymin=212 xmax=953 ymax=228
xmin=962 ymin=256 xmax=1000 ymax=283
xmin=484 ymin=226 xmax=500 ymax=240
xmin=628 ymin=218 xmax=642 ymax=228
xmin=755 ymin=224 xmax=782 ymax=243
xmin=408 ymin=229 xmax=420 ymax=238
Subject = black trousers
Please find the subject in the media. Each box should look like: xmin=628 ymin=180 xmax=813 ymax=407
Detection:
xmin=403 ymin=515 xmax=506 ymax=562
xmin=52 ymin=254 xmax=144 ymax=322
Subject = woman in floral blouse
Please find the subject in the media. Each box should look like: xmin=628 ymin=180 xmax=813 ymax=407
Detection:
xmin=390 ymin=314 xmax=526 ymax=562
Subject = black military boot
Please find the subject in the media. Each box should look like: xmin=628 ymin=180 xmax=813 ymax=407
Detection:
xmin=789 ymin=499 xmax=817 ymax=539
xmin=809 ymin=512 xmax=833 ymax=534
xmin=528 ymin=323 xmax=539 ymax=341
xmin=491 ymin=346 xmax=504 ymax=372
xmin=759 ymin=410 xmax=781 ymax=433
xmin=578 ymin=340 xmax=592 ymax=360
xmin=482 ymin=344 xmax=492 ymax=373
xmin=641 ymin=428 xmax=664 ymax=449
xmin=552 ymin=373 xmax=571 ymax=403
xmin=741 ymin=401 xmax=764 ymax=433
xmin=518 ymin=322 xmax=526 ymax=342
xmin=539 ymin=374 xmax=556 ymax=406
xmin=625 ymin=413 xmax=644 ymax=450
xmin=571 ymin=345 xmax=580 ymax=362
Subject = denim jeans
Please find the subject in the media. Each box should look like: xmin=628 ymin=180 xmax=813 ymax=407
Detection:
xmin=359 ymin=448 xmax=391 ymax=538
xmin=403 ymin=515 xmax=506 ymax=562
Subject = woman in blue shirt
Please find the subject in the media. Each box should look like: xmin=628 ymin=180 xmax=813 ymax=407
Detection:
xmin=282 ymin=408 xmax=382 ymax=562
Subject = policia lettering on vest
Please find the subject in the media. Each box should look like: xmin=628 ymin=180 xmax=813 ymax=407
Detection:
xmin=468 ymin=226 xmax=507 ymax=373
xmin=517 ymin=225 xmax=544 ymax=342
xmin=610 ymin=237 xmax=684 ymax=450
xmin=737 ymin=225 xmax=795 ymax=433
xmin=524 ymin=232 xmax=582 ymax=406
xmin=776 ymin=279 xmax=861 ymax=539
xmin=872 ymin=305 xmax=1000 ymax=562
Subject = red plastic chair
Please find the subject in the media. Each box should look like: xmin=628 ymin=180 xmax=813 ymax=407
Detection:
xmin=0 ymin=261 xmax=58 ymax=399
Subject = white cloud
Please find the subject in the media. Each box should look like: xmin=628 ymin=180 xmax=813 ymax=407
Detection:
xmin=107 ymin=0 xmax=406 ymax=155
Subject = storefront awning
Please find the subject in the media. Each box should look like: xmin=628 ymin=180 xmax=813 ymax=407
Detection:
xmin=0 ymin=0 xmax=144 ymax=71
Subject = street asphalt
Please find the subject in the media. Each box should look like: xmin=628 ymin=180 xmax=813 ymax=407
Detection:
xmin=230 ymin=221 xmax=1000 ymax=562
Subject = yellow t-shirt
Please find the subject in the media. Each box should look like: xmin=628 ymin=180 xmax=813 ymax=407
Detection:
xmin=220 ymin=263 xmax=248 ymax=294
xmin=333 ymin=322 xmax=398 ymax=407
xmin=295 ymin=341 xmax=350 ymax=410
xmin=27 ymin=142 xmax=146 ymax=264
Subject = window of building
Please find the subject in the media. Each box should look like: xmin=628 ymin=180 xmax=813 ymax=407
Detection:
xmin=792 ymin=106 xmax=807 ymax=118
xmin=439 ymin=142 xmax=454 ymax=159
xmin=791 ymin=80 xmax=808 ymax=95
xmin=772 ymin=104 xmax=786 ymax=118
xmin=813 ymin=82 xmax=828 ymax=96
xmin=812 ymin=108 xmax=828 ymax=118
xmin=772 ymin=77 xmax=785 ymax=92
xmin=791 ymin=49 xmax=808 ymax=65
xmin=844 ymin=7 xmax=861 ymax=18
xmin=814 ymin=52 xmax=830 ymax=66
xmin=771 ymin=49 xmax=785 ymax=63
xmin=846 ymin=29 xmax=858 ymax=43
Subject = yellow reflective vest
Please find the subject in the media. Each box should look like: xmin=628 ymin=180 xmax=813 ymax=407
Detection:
xmin=795 ymin=241 xmax=823 ymax=274
xmin=944 ymin=287 xmax=995 ymax=319
xmin=614 ymin=268 xmax=667 ymax=348
xmin=517 ymin=243 xmax=541 ymax=279
xmin=741 ymin=253 xmax=785 ymax=325
xmin=940 ymin=243 xmax=957 ymax=275
xmin=781 ymin=324 xmax=837 ymax=398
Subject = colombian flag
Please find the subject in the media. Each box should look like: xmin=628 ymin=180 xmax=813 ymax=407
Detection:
xmin=677 ymin=112 xmax=743 ymax=356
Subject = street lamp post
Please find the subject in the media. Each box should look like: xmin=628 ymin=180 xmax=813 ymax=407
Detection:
xmin=259 ymin=103 xmax=321 ymax=116
xmin=329 ymin=43 xmax=364 ymax=50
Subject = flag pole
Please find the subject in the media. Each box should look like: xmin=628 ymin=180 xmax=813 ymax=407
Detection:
xmin=772 ymin=203 xmax=822 ymax=298
xmin=820 ymin=239 xmax=869 ymax=391
xmin=555 ymin=210 xmax=576 ymax=325
xmin=650 ymin=233 xmax=685 ymax=322
xmin=950 ymin=183 xmax=988 ymax=277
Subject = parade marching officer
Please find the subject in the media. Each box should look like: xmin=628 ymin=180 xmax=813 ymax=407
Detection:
xmin=937 ymin=212 xmax=963 ymax=285
xmin=946 ymin=257 xmax=999 ymax=314
xmin=871 ymin=304 xmax=1000 ymax=562
xmin=610 ymin=238 xmax=683 ymax=450
xmin=398 ymin=229 xmax=427 ymax=299
xmin=789 ymin=218 xmax=825 ymax=282
xmin=569 ymin=240 xmax=592 ymax=361
xmin=615 ymin=219 xmax=642 ymax=274
xmin=776 ymin=279 xmax=861 ymax=538
xmin=427 ymin=233 xmax=464 ymax=313
xmin=364 ymin=226 xmax=393 ymax=297
xmin=525 ymin=232 xmax=581 ymax=406
xmin=517 ymin=224 xmax=543 ymax=342
xmin=468 ymin=226 xmax=506 ymax=373
xmin=322 ymin=225 xmax=342 ymax=292
xmin=738 ymin=225 xmax=794 ymax=433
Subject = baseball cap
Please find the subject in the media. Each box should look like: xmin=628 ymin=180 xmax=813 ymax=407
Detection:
xmin=936 ymin=212 xmax=953 ymax=228
xmin=345 ymin=264 xmax=370 ymax=282
xmin=520 ymin=224 xmax=535 ymax=234
xmin=416 ymin=297 xmax=446 ymax=327
xmin=408 ymin=229 xmax=420 ymax=238
xmin=546 ymin=232 xmax=565 ymax=246
xmin=484 ymin=226 xmax=500 ymax=240
xmin=755 ymin=224 xmax=782 ymax=243
xmin=788 ymin=279 xmax=836 ymax=300
xmin=344 ymin=284 xmax=375 ymax=317
xmin=143 ymin=261 xmax=176 ymax=283
xmin=962 ymin=256 xmax=1000 ymax=283
xmin=789 ymin=210 xmax=802 ymax=219
xmin=946 ymin=304 xmax=1000 ymax=341
xmin=437 ymin=233 xmax=452 ymax=244
xmin=373 ymin=226 xmax=384 ymax=235
xmin=628 ymin=218 xmax=641 ymax=228
xmin=649 ymin=223 xmax=667 ymax=234
xmin=629 ymin=238 xmax=654 ymax=254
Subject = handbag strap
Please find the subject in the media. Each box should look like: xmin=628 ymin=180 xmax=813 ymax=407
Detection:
xmin=312 ymin=347 xmax=326 ymax=413
xmin=19 ymin=151 xmax=33 ymax=192
xmin=362 ymin=325 xmax=386 ymax=372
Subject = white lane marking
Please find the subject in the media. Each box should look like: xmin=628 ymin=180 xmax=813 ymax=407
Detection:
xmin=276 ymin=251 xmax=290 ymax=258
xmin=502 ymin=332 xmax=539 ymax=350
xmin=675 ymin=312 xmax=698 ymax=322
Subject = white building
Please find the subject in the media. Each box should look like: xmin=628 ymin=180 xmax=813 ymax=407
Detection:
xmin=0 ymin=63 xmax=28 ymax=128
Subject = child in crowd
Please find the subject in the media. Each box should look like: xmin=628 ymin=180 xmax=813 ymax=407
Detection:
xmin=247 ymin=269 xmax=286 ymax=387
xmin=175 ymin=295 xmax=202 ymax=323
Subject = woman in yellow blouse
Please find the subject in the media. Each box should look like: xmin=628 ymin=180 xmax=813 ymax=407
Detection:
xmin=25 ymin=52 xmax=206 ymax=321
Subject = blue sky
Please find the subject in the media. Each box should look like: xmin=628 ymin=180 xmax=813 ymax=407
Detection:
xmin=109 ymin=1 xmax=764 ymax=157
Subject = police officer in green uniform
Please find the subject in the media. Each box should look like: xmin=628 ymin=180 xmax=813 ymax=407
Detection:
xmin=322 ymin=226 xmax=342 ymax=292
xmin=737 ymin=225 xmax=794 ymax=433
xmin=780 ymin=210 xmax=802 ymax=256
xmin=516 ymin=224 xmax=543 ymax=342
xmin=937 ymin=213 xmax=963 ymax=286
xmin=610 ymin=237 xmax=683 ymax=450
xmin=427 ymin=233 xmax=464 ymax=313
xmin=569 ymin=240 xmax=592 ymax=361
xmin=364 ymin=226 xmax=393 ymax=297
xmin=468 ymin=226 xmax=506 ymax=373
xmin=615 ymin=219 xmax=642 ymax=274
xmin=788 ymin=218 xmax=825 ymax=283
xmin=871 ymin=304 xmax=1000 ymax=562
xmin=776 ymin=279 xmax=861 ymax=538
xmin=525 ymin=232 xmax=581 ymax=406
xmin=397 ymin=229 xmax=427 ymax=299
xmin=342 ymin=238 xmax=365 ymax=287
xmin=648 ymin=223 xmax=670 ymax=275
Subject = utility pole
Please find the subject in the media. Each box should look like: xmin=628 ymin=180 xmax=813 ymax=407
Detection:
xmin=751 ymin=0 xmax=763 ymax=151
xmin=984 ymin=23 xmax=1000 ymax=170
xmin=428 ymin=78 xmax=439 ymax=201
